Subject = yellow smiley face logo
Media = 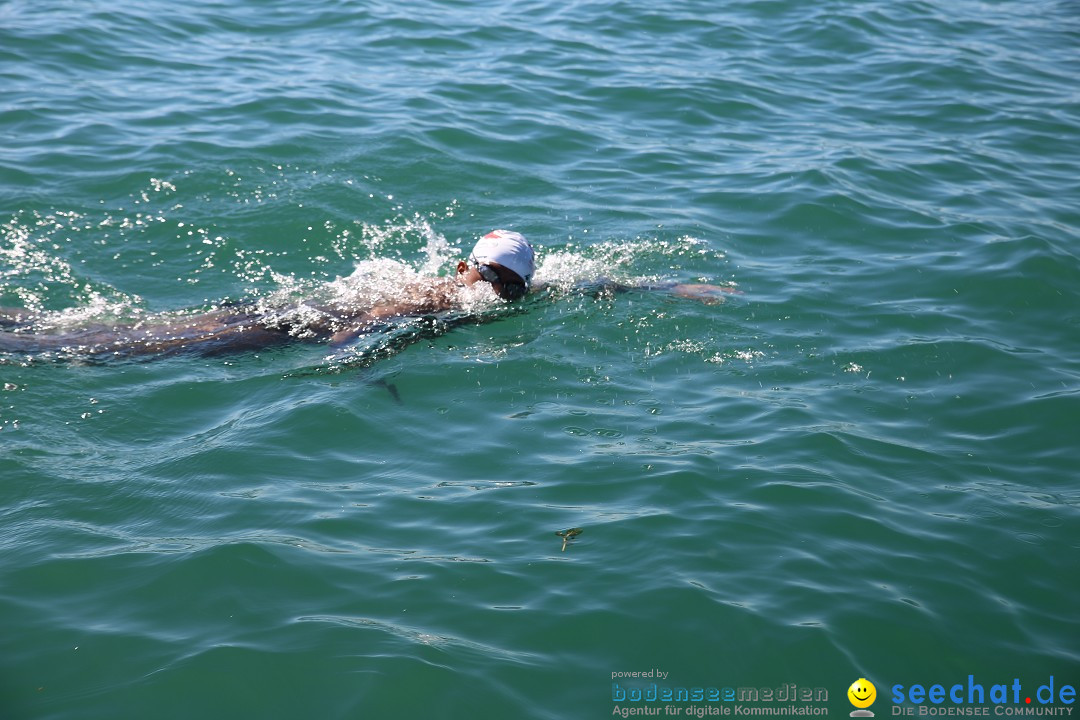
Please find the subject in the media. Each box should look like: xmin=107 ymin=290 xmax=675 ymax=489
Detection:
xmin=848 ymin=678 xmax=877 ymax=709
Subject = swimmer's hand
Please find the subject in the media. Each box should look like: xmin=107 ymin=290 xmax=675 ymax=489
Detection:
xmin=669 ymin=284 xmax=740 ymax=305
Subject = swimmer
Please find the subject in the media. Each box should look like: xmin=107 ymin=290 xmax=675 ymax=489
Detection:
xmin=0 ymin=229 xmax=733 ymax=360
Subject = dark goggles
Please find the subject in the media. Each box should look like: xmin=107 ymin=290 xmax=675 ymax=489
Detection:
xmin=470 ymin=255 xmax=528 ymax=300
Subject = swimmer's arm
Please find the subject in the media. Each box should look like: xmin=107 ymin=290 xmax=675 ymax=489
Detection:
xmin=328 ymin=283 xmax=459 ymax=347
xmin=330 ymin=320 xmax=377 ymax=347
xmin=666 ymin=283 xmax=741 ymax=305
xmin=574 ymin=279 xmax=740 ymax=304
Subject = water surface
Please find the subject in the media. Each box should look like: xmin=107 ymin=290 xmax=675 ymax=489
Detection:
xmin=2 ymin=0 xmax=1078 ymax=718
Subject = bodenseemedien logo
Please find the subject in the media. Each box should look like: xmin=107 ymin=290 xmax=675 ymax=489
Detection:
xmin=849 ymin=678 xmax=877 ymax=717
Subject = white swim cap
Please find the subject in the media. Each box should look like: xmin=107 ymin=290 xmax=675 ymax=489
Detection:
xmin=470 ymin=229 xmax=536 ymax=286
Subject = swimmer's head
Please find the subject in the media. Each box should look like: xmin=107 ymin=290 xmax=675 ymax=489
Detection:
xmin=457 ymin=229 xmax=535 ymax=300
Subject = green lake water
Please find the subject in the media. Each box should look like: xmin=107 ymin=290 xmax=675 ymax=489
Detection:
xmin=1 ymin=0 xmax=1078 ymax=718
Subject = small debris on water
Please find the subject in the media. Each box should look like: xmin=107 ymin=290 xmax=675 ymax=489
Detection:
xmin=555 ymin=527 xmax=583 ymax=552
